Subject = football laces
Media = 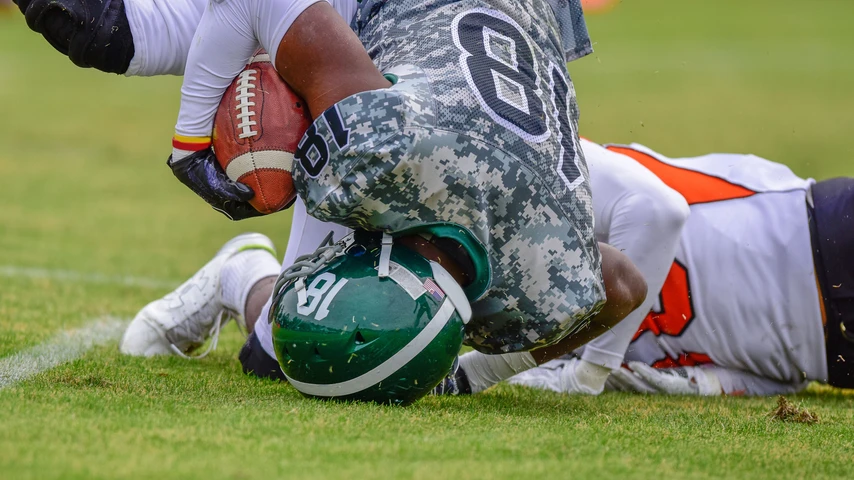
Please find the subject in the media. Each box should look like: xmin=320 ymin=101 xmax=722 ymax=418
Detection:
xmin=235 ymin=69 xmax=258 ymax=139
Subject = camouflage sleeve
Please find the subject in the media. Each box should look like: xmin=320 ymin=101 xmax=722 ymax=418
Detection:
xmin=545 ymin=0 xmax=593 ymax=61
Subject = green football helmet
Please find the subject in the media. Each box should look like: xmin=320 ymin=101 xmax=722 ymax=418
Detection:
xmin=270 ymin=229 xmax=478 ymax=405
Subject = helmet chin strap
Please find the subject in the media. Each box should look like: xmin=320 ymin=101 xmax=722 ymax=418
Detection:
xmin=277 ymin=230 xmax=343 ymax=309
xmin=430 ymin=261 xmax=472 ymax=324
xmin=378 ymin=232 xmax=393 ymax=278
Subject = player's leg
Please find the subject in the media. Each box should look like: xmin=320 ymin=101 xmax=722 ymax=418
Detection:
xmin=119 ymin=233 xmax=279 ymax=357
xmin=810 ymin=177 xmax=854 ymax=389
xmin=239 ymin=199 xmax=352 ymax=380
xmin=14 ymin=0 xmax=205 ymax=75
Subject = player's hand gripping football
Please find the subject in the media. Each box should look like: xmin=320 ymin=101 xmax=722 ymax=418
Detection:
xmin=168 ymin=148 xmax=263 ymax=221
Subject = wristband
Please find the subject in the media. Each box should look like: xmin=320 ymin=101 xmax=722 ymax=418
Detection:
xmin=172 ymin=134 xmax=212 ymax=151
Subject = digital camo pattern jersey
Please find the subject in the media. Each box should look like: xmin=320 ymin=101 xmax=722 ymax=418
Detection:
xmin=292 ymin=0 xmax=604 ymax=354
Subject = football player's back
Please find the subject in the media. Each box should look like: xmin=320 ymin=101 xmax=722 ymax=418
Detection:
xmin=613 ymin=144 xmax=826 ymax=385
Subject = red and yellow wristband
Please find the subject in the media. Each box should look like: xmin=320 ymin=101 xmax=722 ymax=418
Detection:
xmin=172 ymin=134 xmax=212 ymax=152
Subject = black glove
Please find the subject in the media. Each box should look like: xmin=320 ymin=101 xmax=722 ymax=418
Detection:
xmin=168 ymin=148 xmax=263 ymax=220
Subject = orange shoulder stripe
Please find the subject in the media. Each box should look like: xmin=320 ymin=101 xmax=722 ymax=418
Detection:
xmin=606 ymin=146 xmax=756 ymax=205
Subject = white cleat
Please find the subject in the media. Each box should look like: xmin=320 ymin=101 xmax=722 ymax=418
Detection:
xmin=120 ymin=233 xmax=276 ymax=358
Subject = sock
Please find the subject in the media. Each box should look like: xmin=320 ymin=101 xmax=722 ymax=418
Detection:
xmin=571 ymin=359 xmax=612 ymax=395
xmin=221 ymin=249 xmax=280 ymax=321
xmin=458 ymin=350 xmax=537 ymax=394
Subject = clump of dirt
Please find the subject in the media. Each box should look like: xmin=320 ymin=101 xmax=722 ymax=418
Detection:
xmin=771 ymin=396 xmax=819 ymax=424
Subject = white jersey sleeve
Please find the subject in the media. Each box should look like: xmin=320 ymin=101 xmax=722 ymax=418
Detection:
xmin=578 ymin=140 xmax=689 ymax=370
xmin=173 ymin=0 xmax=359 ymax=142
xmin=176 ymin=0 xmax=321 ymax=139
xmin=124 ymin=0 xmax=208 ymax=77
xmin=125 ymin=0 xmax=359 ymax=78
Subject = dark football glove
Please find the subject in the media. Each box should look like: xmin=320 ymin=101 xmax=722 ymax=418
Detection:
xmin=168 ymin=148 xmax=263 ymax=221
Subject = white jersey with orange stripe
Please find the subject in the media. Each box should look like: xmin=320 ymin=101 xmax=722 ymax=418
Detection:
xmin=605 ymin=143 xmax=826 ymax=386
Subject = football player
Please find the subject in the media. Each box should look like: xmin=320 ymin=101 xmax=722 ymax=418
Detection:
xmin=16 ymin=0 xmax=648 ymax=378
xmin=503 ymin=141 xmax=854 ymax=396
xmin=120 ymin=137 xmax=683 ymax=391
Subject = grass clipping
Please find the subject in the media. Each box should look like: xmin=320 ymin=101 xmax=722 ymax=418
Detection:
xmin=771 ymin=396 xmax=819 ymax=425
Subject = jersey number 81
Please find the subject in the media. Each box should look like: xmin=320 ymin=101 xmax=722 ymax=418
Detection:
xmin=452 ymin=8 xmax=583 ymax=190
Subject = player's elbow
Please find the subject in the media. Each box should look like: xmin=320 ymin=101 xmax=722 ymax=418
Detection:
xmin=611 ymin=255 xmax=648 ymax=316
xmin=598 ymin=243 xmax=648 ymax=328
xmin=640 ymin=186 xmax=690 ymax=240
xmin=660 ymin=189 xmax=690 ymax=235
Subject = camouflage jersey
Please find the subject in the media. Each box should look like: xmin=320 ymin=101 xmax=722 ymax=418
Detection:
xmin=291 ymin=0 xmax=605 ymax=354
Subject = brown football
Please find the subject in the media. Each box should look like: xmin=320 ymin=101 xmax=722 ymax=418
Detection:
xmin=213 ymin=52 xmax=311 ymax=214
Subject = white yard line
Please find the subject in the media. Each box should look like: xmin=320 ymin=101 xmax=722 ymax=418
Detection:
xmin=0 ymin=317 xmax=129 ymax=389
xmin=0 ymin=265 xmax=177 ymax=290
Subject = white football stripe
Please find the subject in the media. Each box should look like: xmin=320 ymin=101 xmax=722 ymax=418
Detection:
xmin=0 ymin=265 xmax=176 ymax=290
xmin=285 ymin=299 xmax=457 ymax=397
xmin=225 ymin=151 xmax=294 ymax=181
xmin=0 ymin=317 xmax=128 ymax=389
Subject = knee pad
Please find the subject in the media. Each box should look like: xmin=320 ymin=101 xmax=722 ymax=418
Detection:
xmin=16 ymin=0 xmax=134 ymax=74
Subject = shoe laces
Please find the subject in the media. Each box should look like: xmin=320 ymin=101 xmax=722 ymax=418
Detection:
xmin=168 ymin=311 xmax=228 ymax=360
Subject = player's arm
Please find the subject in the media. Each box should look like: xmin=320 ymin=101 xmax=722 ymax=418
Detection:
xmin=17 ymin=0 xmax=208 ymax=76
xmin=166 ymin=0 xmax=265 ymax=220
xmin=576 ymin=141 xmax=690 ymax=372
xmin=168 ymin=0 xmax=387 ymax=220
xmin=529 ymin=243 xmax=647 ymax=360
xmin=456 ymin=242 xmax=647 ymax=395
xmin=274 ymin=2 xmax=391 ymax=118
xmin=520 ymin=141 xmax=690 ymax=395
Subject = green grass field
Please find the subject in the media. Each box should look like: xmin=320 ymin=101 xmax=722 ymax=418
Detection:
xmin=1 ymin=1 xmax=853 ymax=478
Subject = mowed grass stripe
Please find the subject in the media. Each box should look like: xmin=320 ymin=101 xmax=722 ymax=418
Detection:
xmin=0 ymin=317 xmax=129 ymax=389
xmin=0 ymin=265 xmax=178 ymax=290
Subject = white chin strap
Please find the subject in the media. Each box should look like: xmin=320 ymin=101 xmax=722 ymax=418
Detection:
xmin=430 ymin=261 xmax=472 ymax=324
xmin=380 ymin=233 xmax=471 ymax=323
xmin=295 ymin=278 xmax=308 ymax=307
xmin=378 ymin=232 xmax=393 ymax=278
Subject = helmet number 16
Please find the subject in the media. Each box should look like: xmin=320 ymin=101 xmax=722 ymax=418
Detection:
xmin=297 ymin=273 xmax=349 ymax=321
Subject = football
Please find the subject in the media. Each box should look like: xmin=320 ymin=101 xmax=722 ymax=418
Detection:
xmin=212 ymin=52 xmax=311 ymax=214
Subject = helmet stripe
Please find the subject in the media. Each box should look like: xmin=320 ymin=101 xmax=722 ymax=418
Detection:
xmin=284 ymin=299 xmax=457 ymax=397
xmin=430 ymin=261 xmax=472 ymax=324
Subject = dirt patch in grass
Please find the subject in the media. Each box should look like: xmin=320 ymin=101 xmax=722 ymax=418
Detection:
xmin=771 ymin=396 xmax=820 ymax=425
